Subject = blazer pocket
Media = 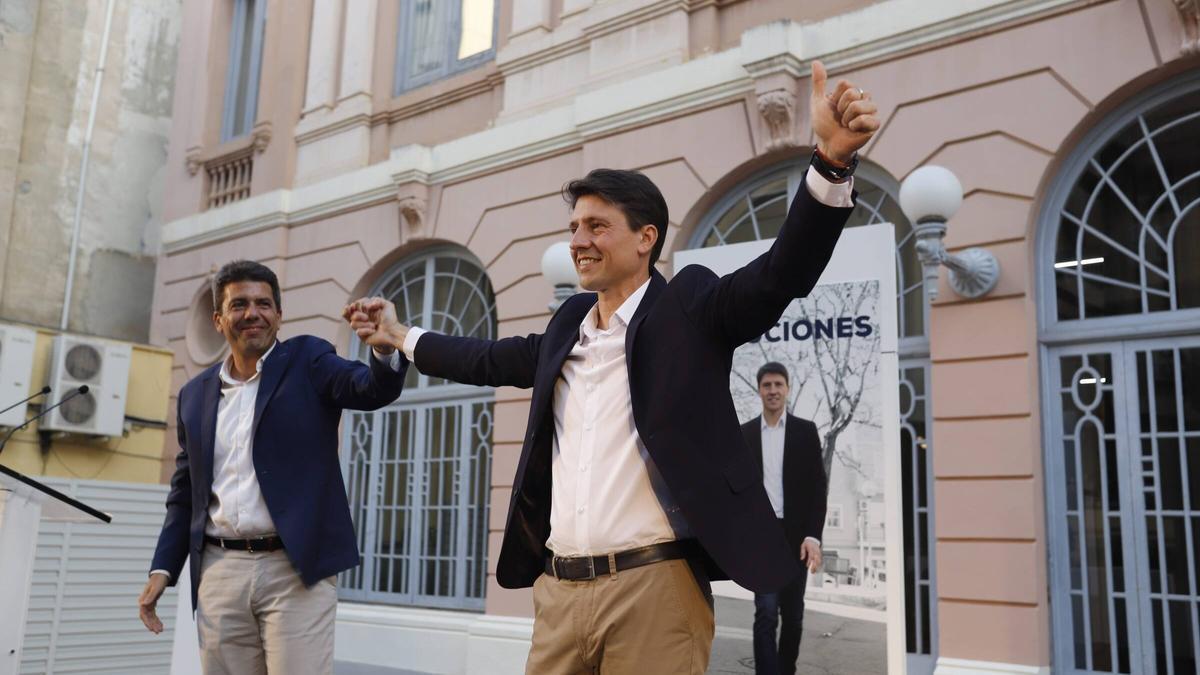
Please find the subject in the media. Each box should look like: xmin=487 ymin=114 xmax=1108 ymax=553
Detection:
xmin=723 ymin=459 xmax=758 ymax=494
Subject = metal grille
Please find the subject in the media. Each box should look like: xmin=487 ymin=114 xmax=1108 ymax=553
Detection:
xmin=341 ymin=250 xmax=497 ymax=609
xmin=1051 ymin=350 xmax=1132 ymax=673
xmin=1052 ymin=90 xmax=1200 ymax=321
xmin=1137 ymin=344 xmax=1200 ymax=674
xmin=1047 ymin=341 xmax=1200 ymax=674
xmin=64 ymin=344 xmax=102 ymax=381
xmin=691 ymin=163 xmax=937 ymax=671
xmin=205 ymin=150 xmax=253 ymax=210
xmin=900 ymin=362 xmax=937 ymax=664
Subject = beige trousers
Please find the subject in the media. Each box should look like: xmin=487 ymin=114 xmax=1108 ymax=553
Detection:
xmin=526 ymin=558 xmax=715 ymax=675
xmin=196 ymin=544 xmax=337 ymax=675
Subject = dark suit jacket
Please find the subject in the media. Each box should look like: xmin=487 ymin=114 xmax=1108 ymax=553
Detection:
xmin=150 ymin=335 xmax=407 ymax=610
xmin=413 ymin=179 xmax=851 ymax=593
xmin=741 ymin=414 xmax=827 ymax=557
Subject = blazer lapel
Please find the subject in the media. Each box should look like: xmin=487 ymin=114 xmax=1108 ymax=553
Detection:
xmin=748 ymin=415 xmax=765 ymax=477
xmin=624 ymin=270 xmax=665 ymax=373
xmin=251 ymin=341 xmax=292 ymax=442
xmin=198 ymin=368 xmax=222 ymax=490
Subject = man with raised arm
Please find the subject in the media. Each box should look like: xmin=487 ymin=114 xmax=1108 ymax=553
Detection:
xmin=346 ymin=62 xmax=877 ymax=674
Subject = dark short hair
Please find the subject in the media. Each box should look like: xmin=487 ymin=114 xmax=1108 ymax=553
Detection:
xmin=756 ymin=361 xmax=790 ymax=386
xmin=563 ymin=168 xmax=669 ymax=273
xmin=212 ymin=260 xmax=281 ymax=312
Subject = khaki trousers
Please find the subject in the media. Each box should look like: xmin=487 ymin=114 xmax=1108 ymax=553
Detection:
xmin=526 ymin=558 xmax=715 ymax=675
xmin=196 ymin=544 xmax=337 ymax=675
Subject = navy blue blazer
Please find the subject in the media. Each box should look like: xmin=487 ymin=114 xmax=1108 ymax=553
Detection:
xmin=150 ymin=335 xmax=407 ymax=610
xmin=741 ymin=414 xmax=827 ymax=555
xmin=413 ymin=179 xmax=852 ymax=593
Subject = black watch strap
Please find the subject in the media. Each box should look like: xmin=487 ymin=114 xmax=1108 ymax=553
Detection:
xmin=810 ymin=150 xmax=858 ymax=183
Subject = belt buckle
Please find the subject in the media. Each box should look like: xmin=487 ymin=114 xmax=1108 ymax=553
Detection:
xmin=551 ymin=557 xmax=560 ymax=580
xmin=246 ymin=538 xmax=259 ymax=553
xmin=581 ymin=556 xmax=596 ymax=581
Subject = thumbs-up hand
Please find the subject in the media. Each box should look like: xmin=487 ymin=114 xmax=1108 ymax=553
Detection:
xmin=809 ymin=60 xmax=880 ymax=165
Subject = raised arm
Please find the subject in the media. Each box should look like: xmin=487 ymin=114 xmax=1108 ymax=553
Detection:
xmin=684 ymin=61 xmax=880 ymax=346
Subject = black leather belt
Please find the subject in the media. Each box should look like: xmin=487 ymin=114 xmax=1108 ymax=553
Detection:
xmin=545 ymin=540 xmax=699 ymax=581
xmin=205 ymin=534 xmax=284 ymax=552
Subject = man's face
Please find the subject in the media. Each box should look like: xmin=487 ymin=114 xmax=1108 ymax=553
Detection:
xmin=758 ymin=373 xmax=789 ymax=415
xmin=568 ymin=195 xmax=656 ymax=292
xmin=213 ymin=280 xmax=281 ymax=357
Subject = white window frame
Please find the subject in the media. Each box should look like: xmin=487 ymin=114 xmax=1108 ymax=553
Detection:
xmin=220 ymin=0 xmax=266 ymax=142
xmin=394 ymin=0 xmax=498 ymax=95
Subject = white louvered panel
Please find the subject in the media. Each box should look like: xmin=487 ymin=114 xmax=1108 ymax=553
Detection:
xmin=20 ymin=479 xmax=176 ymax=675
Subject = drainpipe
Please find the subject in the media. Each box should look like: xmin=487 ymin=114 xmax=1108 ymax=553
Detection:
xmin=60 ymin=0 xmax=118 ymax=331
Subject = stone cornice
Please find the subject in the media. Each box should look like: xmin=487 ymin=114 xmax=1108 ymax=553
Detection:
xmin=162 ymin=0 xmax=1091 ymax=253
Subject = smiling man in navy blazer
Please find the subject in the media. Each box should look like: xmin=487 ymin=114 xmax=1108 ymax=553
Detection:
xmin=347 ymin=61 xmax=879 ymax=674
xmin=137 ymin=260 xmax=406 ymax=675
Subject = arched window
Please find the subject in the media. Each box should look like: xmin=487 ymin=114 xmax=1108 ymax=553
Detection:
xmin=1049 ymin=86 xmax=1200 ymax=324
xmin=688 ymin=159 xmax=938 ymax=669
xmin=339 ymin=249 xmax=497 ymax=610
xmin=1040 ymin=72 xmax=1200 ymax=674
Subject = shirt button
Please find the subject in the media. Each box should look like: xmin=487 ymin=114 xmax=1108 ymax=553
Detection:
xmin=583 ymin=423 xmax=593 ymax=431
xmin=577 ymin=506 xmax=585 ymax=514
xmin=586 ymin=383 xmax=595 ymax=392
xmin=579 ymin=464 xmax=587 ymax=472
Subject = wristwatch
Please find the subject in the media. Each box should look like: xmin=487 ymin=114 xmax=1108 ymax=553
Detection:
xmin=810 ymin=148 xmax=858 ymax=183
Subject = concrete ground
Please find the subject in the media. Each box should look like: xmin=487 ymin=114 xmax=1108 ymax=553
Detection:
xmin=707 ymin=596 xmax=887 ymax=675
xmin=336 ymin=596 xmax=886 ymax=675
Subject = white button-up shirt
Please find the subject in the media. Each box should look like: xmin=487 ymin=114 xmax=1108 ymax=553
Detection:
xmin=761 ymin=415 xmax=787 ymax=519
xmin=206 ymin=343 xmax=277 ymax=538
xmin=404 ymin=166 xmax=849 ymax=556
xmin=543 ymin=279 xmax=689 ymax=556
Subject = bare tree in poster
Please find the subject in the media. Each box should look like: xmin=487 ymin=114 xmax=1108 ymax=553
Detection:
xmin=806 ymin=283 xmax=881 ymax=494
xmin=731 ymin=281 xmax=881 ymax=495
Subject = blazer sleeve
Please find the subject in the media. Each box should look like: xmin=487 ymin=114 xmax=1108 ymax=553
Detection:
xmin=149 ymin=395 xmax=193 ymax=584
xmin=801 ymin=421 xmax=828 ymax=543
xmin=414 ymin=331 xmax=543 ymax=390
xmin=309 ymin=338 xmax=408 ymax=410
xmin=681 ymin=177 xmax=852 ymax=347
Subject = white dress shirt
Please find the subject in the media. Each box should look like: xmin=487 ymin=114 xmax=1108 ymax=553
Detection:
xmin=761 ymin=415 xmax=787 ymax=519
xmin=760 ymin=413 xmax=822 ymax=548
xmin=206 ymin=342 xmax=278 ymax=538
xmin=403 ymin=166 xmax=849 ymax=557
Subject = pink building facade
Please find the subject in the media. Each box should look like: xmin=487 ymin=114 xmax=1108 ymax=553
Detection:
xmin=150 ymin=1 xmax=1200 ymax=673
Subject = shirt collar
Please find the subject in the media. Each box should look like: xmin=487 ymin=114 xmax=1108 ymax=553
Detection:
xmin=219 ymin=341 xmax=277 ymax=386
xmin=579 ymin=277 xmax=652 ymax=340
xmin=761 ymin=414 xmax=786 ymax=431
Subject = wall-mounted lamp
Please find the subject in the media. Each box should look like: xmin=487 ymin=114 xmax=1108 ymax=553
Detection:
xmin=899 ymin=165 xmax=1000 ymax=301
xmin=541 ymin=242 xmax=578 ymax=312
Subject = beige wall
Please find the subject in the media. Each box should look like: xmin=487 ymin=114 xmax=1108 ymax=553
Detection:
xmin=151 ymin=0 xmax=1200 ymax=667
xmin=0 ymin=0 xmax=180 ymax=343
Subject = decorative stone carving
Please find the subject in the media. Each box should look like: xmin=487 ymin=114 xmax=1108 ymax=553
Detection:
xmin=251 ymin=121 xmax=273 ymax=154
xmin=185 ymin=146 xmax=203 ymax=176
xmin=1177 ymin=0 xmax=1200 ymax=54
xmin=398 ymin=195 xmax=427 ymax=239
xmin=757 ymin=89 xmax=798 ymax=152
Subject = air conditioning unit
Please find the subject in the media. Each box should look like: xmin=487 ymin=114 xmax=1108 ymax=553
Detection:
xmin=0 ymin=324 xmax=37 ymax=428
xmin=42 ymin=335 xmax=132 ymax=437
